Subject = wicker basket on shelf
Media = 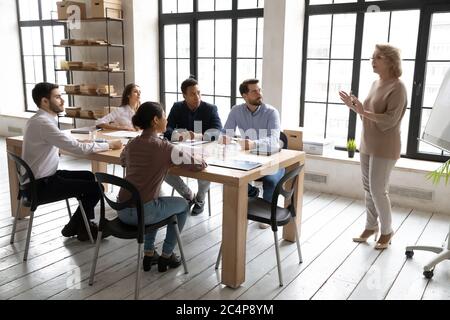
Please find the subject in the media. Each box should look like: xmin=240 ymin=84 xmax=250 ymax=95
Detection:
xmin=65 ymin=107 xmax=81 ymax=117
xmin=64 ymin=85 xmax=80 ymax=94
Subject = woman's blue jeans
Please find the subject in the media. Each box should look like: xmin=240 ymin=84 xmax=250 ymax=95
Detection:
xmin=118 ymin=197 xmax=188 ymax=255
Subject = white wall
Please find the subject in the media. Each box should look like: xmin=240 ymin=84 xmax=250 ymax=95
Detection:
xmin=129 ymin=0 xmax=159 ymax=103
xmin=305 ymin=154 xmax=450 ymax=215
xmin=262 ymin=0 xmax=303 ymax=129
xmin=0 ymin=0 xmax=27 ymax=136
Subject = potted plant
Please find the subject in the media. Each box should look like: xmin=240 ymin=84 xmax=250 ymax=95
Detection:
xmin=347 ymin=139 xmax=357 ymax=158
xmin=427 ymin=159 xmax=450 ymax=185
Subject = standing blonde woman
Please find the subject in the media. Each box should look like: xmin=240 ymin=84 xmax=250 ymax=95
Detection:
xmin=339 ymin=44 xmax=407 ymax=249
xmin=96 ymin=83 xmax=141 ymax=131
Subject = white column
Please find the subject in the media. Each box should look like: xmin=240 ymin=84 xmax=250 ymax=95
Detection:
xmin=0 ymin=0 xmax=24 ymax=118
xmin=262 ymin=0 xmax=305 ymax=129
xmin=125 ymin=0 xmax=160 ymax=102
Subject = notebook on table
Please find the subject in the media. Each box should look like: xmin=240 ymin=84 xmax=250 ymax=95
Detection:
xmin=207 ymin=159 xmax=262 ymax=171
xmin=70 ymin=127 xmax=99 ymax=134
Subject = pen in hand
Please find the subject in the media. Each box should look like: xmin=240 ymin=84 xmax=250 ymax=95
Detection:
xmin=349 ymin=90 xmax=355 ymax=106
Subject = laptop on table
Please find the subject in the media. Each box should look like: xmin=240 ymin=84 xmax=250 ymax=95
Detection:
xmin=207 ymin=159 xmax=262 ymax=171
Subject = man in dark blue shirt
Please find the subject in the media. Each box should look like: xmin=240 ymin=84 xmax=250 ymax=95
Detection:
xmin=164 ymin=78 xmax=223 ymax=215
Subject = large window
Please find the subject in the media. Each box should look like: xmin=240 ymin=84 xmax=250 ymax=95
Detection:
xmin=302 ymin=0 xmax=450 ymax=162
xmin=17 ymin=0 xmax=67 ymax=112
xmin=159 ymin=0 xmax=264 ymax=122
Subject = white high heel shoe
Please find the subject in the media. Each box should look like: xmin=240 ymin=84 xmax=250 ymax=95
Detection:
xmin=374 ymin=232 xmax=393 ymax=250
xmin=352 ymin=228 xmax=379 ymax=243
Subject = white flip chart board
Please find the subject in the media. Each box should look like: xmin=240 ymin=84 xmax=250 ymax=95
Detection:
xmin=422 ymin=68 xmax=450 ymax=153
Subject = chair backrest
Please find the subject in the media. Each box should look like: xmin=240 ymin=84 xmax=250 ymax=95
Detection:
xmin=95 ymin=172 xmax=145 ymax=242
xmin=7 ymin=151 xmax=38 ymax=210
xmin=280 ymin=131 xmax=288 ymax=150
xmin=271 ymin=164 xmax=304 ymax=219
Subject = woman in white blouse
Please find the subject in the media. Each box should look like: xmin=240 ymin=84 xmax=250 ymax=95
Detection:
xmin=96 ymin=83 xmax=141 ymax=131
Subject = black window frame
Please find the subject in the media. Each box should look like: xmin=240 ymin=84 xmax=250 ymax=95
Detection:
xmin=158 ymin=0 xmax=264 ymax=112
xmin=301 ymin=0 xmax=450 ymax=163
xmin=16 ymin=0 xmax=67 ymax=112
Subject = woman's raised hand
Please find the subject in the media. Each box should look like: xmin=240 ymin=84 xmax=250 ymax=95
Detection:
xmin=339 ymin=90 xmax=363 ymax=115
xmin=339 ymin=90 xmax=353 ymax=108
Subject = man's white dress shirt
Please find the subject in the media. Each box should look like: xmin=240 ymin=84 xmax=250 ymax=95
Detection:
xmin=22 ymin=109 xmax=109 ymax=179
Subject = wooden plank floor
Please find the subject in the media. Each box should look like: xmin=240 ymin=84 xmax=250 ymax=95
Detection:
xmin=1 ymin=137 xmax=449 ymax=300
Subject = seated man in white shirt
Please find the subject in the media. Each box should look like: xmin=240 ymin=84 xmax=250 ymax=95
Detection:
xmin=22 ymin=83 xmax=122 ymax=241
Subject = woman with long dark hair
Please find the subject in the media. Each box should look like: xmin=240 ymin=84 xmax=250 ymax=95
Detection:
xmin=96 ymin=83 xmax=141 ymax=131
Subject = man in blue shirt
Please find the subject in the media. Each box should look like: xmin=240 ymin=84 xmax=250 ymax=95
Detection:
xmin=164 ymin=78 xmax=223 ymax=215
xmin=222 ymin=78 xmax=284 ymax=203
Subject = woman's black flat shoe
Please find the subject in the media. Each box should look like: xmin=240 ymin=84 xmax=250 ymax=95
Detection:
xmin=157 ymin=253 xmax=181 ymax=272
xmin=142 ymin=252 xmax=160 ymax=272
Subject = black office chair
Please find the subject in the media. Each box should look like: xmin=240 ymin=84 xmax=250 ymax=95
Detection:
xmin=280 ymin=131 xmax=288 ymax=150
xmin=215 ymin=165 xmax=304 ymax=287
xmin=89 ymin=172 xmax=188 ymax=300
xmin=7 ymin=152 xmax=94 ymax=261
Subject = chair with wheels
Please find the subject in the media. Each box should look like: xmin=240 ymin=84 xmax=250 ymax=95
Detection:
xmin=405 ymin=224 xmax=450 ymax=279
xmin=7 ymin=152 xmax=94 ymax=261
xmin=215 ymin=164 xmax=304 ymax=286
xmin=89 ymin=172 xmax=188 ymax=300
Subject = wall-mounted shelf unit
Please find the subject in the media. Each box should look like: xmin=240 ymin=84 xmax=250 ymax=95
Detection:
xmin=51 ymin=12 xmax=126 ymax=128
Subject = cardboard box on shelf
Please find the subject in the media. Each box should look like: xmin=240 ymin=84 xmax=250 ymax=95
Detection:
xmin=283 ymin=127 xmax=303 ymax=151
xmin=90 ymin=0 xmax=122 ymax=19
xmin=64 ymin=84 xmax=80 ymax=94
xmin=57 ymin=1 xmax=87 ymax=20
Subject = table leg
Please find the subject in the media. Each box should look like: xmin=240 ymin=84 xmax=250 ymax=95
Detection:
xmin=91 ymin=160 xmax=108 ymax=191
xmin=283 ymin=162 xmax=304 ymax=242
xmin=221 ymin=184 xmax=248 ymax=288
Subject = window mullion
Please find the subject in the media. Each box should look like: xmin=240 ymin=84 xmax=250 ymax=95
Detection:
xmin=348 ymin=10 xmax=364 ymax=141
xmin=407 ymin=8 xmax=431 ymax=158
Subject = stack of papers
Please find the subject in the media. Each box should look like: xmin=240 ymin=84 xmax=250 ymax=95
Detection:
xmin=102 ymin=131 xmax=141 ymax=139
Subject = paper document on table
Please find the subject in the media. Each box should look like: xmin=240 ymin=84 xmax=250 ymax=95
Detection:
xmin=102 ymin=131 xmax=141 ymax=138
xmin=172 ymin=140 xmax=211 ymax=146
xmin=71 ymin=127 xmax=99 ymax=134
